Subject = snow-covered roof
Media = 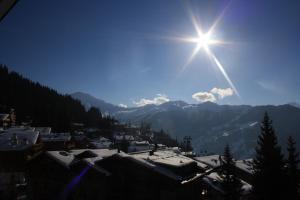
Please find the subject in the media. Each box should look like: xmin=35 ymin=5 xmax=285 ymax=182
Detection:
xmin=202 ymin=172 xmax=225 ymax=194
xmin=46 ymin=149 xmax=118 ymax=175
xmin=130 ymin=141 xmax=149 ymax=146
xmin=118 ymin=152 xmax=183 ymax=181
xmin=89 ymin=137 xmax=112 ymax=148
xmin=41 ymin=132 xmax=71 ymax=142
xmin=0 ymin=130 xmax=39 ymax=151
xmin=35 ymin=127 xmax=51 ymax=135
xmin=194 ymin=155 xmax=223 ymax=168
xmin=122 ymin=150 xmax=205 ymax=182
xmin=3 ymin=126 xmax=35 ymax=132
xmin=235 ymin=159 xmax=254 ymax=174
xmin=241 ymin=180 xmax=252 ymax=195
xmin=202 ymin=172 xmax=252 ymax=195
xmin=130 ymin=150 xmax=196 ymax=168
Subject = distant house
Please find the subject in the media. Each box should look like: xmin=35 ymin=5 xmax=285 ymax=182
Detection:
xmin=114 ymin=134 xmax=135 ymax=143
xmin=128 ymin=141 xmax=151 ymax=152
xmin=0 ymin=114 xmax=10 ymax=128
xmin=0 ymin=128 xmax=43 ymax=168
xmin=0 ymin=109 xmax=16 ymax=128
xmin=89 ymin=137 xmax=112 ymax=149
xmin=41 ymin=132 xmax=75 ymax=150
xmin=0 ymin=127 xmax=43 ymax=200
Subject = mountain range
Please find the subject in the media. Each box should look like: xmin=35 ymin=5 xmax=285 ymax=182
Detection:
xmin=71 ymin=92 xmax=300 ymax=159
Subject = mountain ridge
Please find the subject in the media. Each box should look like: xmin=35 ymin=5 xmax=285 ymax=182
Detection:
xmin=71 ymin=92 xmax=300 ymax=159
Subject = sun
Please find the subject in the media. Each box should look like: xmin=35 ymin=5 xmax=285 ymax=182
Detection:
xmin=194 ymin=32 xmax=216 ymax=52
xmin=167 ymin=10 xmax=240 ymax=98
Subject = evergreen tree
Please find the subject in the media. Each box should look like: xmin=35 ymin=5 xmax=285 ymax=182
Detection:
xmin=286 ymin=136 xmax=300 ymax=200
xmin=219 ymin=144 xmax=242 ymax=200
xmin=86 ymin=107 xmax=102 ymax=128
xmin=252 ymin=112 xmax=286 ymax=200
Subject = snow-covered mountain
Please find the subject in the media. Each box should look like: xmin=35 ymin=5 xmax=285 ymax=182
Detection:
xmin=70 ymin=92 xmax=125 ymax=114
xmin=289 ymin=102 xmax=300 ymax=109
xmin=71 ymin=92 xmax=300 ymax=159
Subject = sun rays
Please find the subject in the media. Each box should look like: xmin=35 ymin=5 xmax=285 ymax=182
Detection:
xmin=166 ymin=6 xmax=240 ymax=98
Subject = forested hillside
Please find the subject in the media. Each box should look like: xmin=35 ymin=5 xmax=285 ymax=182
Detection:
xmin=0 ymin=65 xmax=114 ymax=131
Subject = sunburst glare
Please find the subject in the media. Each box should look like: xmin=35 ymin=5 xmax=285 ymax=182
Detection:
xmin=172 ymin=9 xmax=240 ymax=97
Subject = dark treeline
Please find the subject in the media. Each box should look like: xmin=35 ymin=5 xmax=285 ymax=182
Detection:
xmin=0 ymin=65 xmax=115 ymax=132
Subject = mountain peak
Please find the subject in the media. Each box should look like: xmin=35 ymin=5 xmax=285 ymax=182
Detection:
xmin=160 ymin=100 xmax=188 ymax=107
xmin=70 ymin=92 xmax=121 ymax=113
xmin=288 ymin=102 xmax=300 ymax=109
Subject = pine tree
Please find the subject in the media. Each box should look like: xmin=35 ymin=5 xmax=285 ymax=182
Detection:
xmin=219 ymin=144 xmax=242 ymax=200
xmin=286 ymin=136 xmax=300 ymax=200
xmin=252 ymin=112 xmax=286 ymax=200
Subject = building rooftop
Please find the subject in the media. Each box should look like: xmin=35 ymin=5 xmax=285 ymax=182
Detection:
xmin=123 ymin=149 xmax=204 ymax=182
xmin=41 ymin=132 xmax=71 ymax=142
xmin=130 ymin=150 xmax=196 ymax=168
xmin=0 ymin=130 xmax=39 ymax=151
xmin=2 ymin=126 xmax=35 ymax=132
xmin=46 ymin=149 xmax=118 ymax=173
xmin=35 ymin=127 xmax=51 ymax=135
xmin=235 ymin=159 xmax=254 ymax=174
xmin=194 ymin=155 xmax=223 ymax=168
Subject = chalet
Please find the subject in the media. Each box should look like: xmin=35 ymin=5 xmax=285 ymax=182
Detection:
xmin=114 ymin=134 xmax=135 ymax=142
xmin=29 ymin=149 xmax=208 ymax=200
xmin=0 ymin=109 xmax=16 ymax=128
xmin=28 ymin=149 xmax=117 ymax=200
xmin=41 ymin=132 xmax=75 ymax=150
xmin=89 ymin=136 xmax=112 ymax=149
xmin=0 ymin=128 xmax=43 ymax=168
xmin=97 ymin=149 xmax=207 ymax=200
xmin=0 ymin=114 xmax=10 ymax=128
xmin=194 ymin=155 xmax=253 ymax=200
xmin=128 ymin=140 xmax=151 ymax=152
xmin=0 ymin=127 xmax=43 ymax=200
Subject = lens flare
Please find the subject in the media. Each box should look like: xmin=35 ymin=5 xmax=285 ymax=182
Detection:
xmin=173 ymin=6 xmax=240 ymax=98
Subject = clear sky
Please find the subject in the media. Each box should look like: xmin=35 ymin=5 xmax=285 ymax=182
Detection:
xmin=1 ymin=0 xmax=300 ymax=107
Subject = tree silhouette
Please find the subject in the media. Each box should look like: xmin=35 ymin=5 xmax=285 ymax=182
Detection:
xmin=252 ymin=112 xmax=286 ymax=200
xmin=286 ymin=136 xmax=300 ymax=200
xmin=219 ymin=144 xmax=242 ymax=200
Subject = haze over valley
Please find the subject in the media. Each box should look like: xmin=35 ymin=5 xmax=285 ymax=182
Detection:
xmin=72 ymin=92 xmax=300 ymax=159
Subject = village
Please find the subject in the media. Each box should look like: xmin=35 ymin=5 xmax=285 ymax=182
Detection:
xmin=0 ymin=109 xmax=254 ymax=200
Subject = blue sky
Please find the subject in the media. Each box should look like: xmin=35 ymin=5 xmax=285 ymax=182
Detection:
xmin=1 ymin=0 xmax=300 ymax=107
